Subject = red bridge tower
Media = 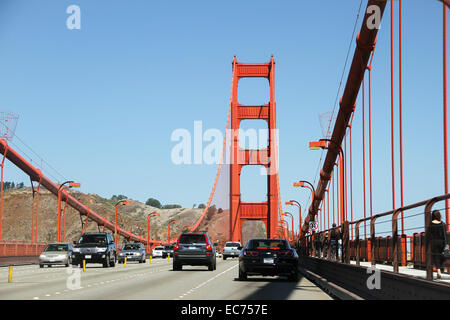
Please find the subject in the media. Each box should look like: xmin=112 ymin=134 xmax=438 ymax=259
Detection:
xmin=230 ymin=56 xmax=280 ymax=241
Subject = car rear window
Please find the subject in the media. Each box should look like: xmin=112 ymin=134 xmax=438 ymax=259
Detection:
xmin=123 ymin=244 xmax=141 ymax=250
xmin=179 ymin=234 xmax=206 ymax=244
xmin=248 ymin=240 xmax=288 ymax=249
xmin=154 ymin=246 xmax=164 ymax=250
xmin=225 ymin=242 xmax=241 ymax=247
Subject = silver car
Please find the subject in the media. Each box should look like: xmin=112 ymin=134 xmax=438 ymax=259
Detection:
xmin=118 ymin=243 xmax=146 ymax=263
xmin=39 ymin=243 xmax=73 ymax=268
xmin=223 ymin=241 xmax=242 ymax=260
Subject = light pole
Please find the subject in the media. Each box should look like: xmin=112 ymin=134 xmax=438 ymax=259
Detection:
xmin=310 ymin=139 xmax=346 ymax=225
xmin=147 ymin=212 xmax=160 ymax=252
xmin=293 ymin=180 xmax=315 ymax=227
xmin=168 ymin=220 xmax=178 ymax=245
xmin=57 ymin=181 xmax=80 ymax=242
xmin=115 ymin=200 xmax=130 ymax=245
xmin=280 ymin=219 xmax=290 ymax=241
xmin=286 ymin=200 xmax=302 ymax=237
xmin=283 ymin=212 xmax=294 ymax=240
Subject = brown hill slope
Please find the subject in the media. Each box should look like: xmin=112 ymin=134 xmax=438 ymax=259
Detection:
xmin=2 ymin=188 xmax=265 ymax=247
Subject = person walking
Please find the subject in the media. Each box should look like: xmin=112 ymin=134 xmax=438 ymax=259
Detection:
xmin=330 ymin=223 xmax=341 ymax=261
xmin=430 ymin=210 xmax=447 ymax=280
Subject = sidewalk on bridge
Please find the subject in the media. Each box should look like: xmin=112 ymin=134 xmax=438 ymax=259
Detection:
xmin=349 ymin=261 xmax=450 ymax=284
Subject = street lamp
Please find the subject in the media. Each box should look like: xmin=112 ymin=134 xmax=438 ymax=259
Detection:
xmin=57 ymin=181 xmax=80 ymax=242
xmin=279 ymin=219 xmax=290 ymax=241
xmin=147 ymin=212 xmax=160 ymax=252
xmin=286 ymin=200 xmax=302 ymax=237
xmin=168 ymin=220 xmax=178 ymax=245
xmin=293 ymin=180 xmax=315 ymax=196
xmin=115 ymin=200 xmax=131 ymax=245
xmin=283 ymin=212 xmax=294 ymax=240
xmin=309 ymin=139 xmax=346 ymax=225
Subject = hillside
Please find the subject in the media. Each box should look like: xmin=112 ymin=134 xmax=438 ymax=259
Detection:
xmin=1 ymin=188 xmax=265 ymax=247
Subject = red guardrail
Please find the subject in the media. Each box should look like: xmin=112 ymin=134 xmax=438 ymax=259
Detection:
xmin=0 ymin=241 xmax=47 ymax=257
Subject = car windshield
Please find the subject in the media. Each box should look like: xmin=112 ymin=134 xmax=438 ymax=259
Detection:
xmin=154 ymin=247 xmax=164 ymax=250
xmin=45 ymin=244 xmax=68 ymax=252
xmin=179 ymin=234 xmax=206 ymax=244
xmin=123 ymin=244 xmax=141 ymax=250
xmin=225 ymin=242 xmax=240 ymax=247
xmin=78 ymin=234 xmax=107 ymax=245
xmin=164 ymin=245 xmax=174 ymax=250
xmin=248 ymin=240 xmax=288 ymax=249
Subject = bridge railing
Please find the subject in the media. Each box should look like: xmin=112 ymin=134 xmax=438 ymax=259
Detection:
xmin=298 ymin=193 xmax=450 ymax=281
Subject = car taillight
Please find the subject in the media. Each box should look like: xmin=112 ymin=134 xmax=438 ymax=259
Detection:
xmin=279 ymin=250 xmax=293 ymax=256
xmin=204 ymin=234 xmax=212 ymax=251
xmin=244 ymin=250 xmax=258 ymax=256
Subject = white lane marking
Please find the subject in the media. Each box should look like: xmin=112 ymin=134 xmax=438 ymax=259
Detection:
xmin=176 ymin=263 xmax=238 ymax=300
xmin=33 ymin=297 xmax=39 ymax=300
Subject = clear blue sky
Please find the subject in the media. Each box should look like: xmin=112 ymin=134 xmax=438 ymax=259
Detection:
xmin=0 ymin=0 xmax=447 ymax=234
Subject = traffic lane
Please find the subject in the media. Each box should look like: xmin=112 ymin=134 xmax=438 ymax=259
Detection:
xmin=0 ymin=259 xmax=172 ymax=300
xmin=0 ymin=258 xmax=170 ymax=283
xmin=181 ymin=262 xmax=332 ymax=300
xmin=47 ymin=257 xmax=237 ymax=299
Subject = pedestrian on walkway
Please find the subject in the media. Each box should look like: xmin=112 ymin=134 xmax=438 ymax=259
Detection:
xmin=430 ymin=210 xmax=447 ymax=280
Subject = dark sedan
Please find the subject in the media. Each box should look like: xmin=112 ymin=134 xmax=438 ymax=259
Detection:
xmin=238 ymin=239 xmax=299 ymax=281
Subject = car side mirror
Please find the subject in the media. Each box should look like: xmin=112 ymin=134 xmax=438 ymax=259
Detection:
xmin=73 ymin=241 xmax=77 ymax=245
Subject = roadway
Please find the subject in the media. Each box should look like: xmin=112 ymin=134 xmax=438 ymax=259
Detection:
xmin=0 ymin=258 xmax=332 ymax=300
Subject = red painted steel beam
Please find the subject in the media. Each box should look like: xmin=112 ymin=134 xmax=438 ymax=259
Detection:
xmin=0 ymin=140 xmax=166 ymax=245
xmin=302 ymin=0 xmax=387 ymax=234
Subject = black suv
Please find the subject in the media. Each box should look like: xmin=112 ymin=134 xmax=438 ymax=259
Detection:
xmin=173 ymin=231 xmax=216 ymax=271
xmin=162 ymin=245 xmax=174 ymax=259
xmin=72 ymin=232 xmax=117 ymax=268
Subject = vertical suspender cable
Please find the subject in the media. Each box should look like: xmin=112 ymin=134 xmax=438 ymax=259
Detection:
xmin=390 ymin=0 xmax=396 ymax=210
xmin=349 ymin=112 xmax=355 ymax=239
xmin=332 ymin=171 xmax=335 ymax=224
xmin=444 ymin=2 xmax=449 ymax=231
xmin=363 ymin=77 xmax=367 ymax=239
xmin=336 ymin=160 xmax=342 ymax=225
xmin=344 ymin=135 xmax=348 ymax=222
xmin=399 ymin=0 xmax=405 ymax=234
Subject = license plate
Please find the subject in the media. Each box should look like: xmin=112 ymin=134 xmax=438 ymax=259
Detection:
xmin=263 ymin=258 xmax=274 ymax=264
xmin=49 ymin=259 xmax=56 ymax=262
xmin=85 ymin=255 xmax=91 ymax=259
xmin=189 ymin=247 xmax=197 ymax=250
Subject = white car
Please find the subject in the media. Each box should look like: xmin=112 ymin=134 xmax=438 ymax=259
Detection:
xmin=223 ymin=242 xmax=242 ymax=260
xmin=152 ymin=246 xmax=164 ymax=258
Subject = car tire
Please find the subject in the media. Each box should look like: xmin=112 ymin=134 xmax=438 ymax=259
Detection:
xmin=103 ymin=255 xmax=110 ymax=268
xmin=109 ymin=254 xmax=116 ymax=267
xmin=288 ymin=270 xmax=299 ymax=282
xmin=238 ymin=268 xmax=247 ymax=281
xmin=223 ymin=256 xmax=227 ymax=260
xmin=48 ymin=265 xmax=52 ymax=268
xmin=173 ymin=262 xmax=182 ymax=271
xmin=39 ymin=264 xmax=43 ymax=268
xmin=208 ymin=262 xmax=214 ymax=271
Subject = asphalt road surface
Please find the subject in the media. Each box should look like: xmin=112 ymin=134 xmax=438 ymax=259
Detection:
xmin=0 ymin=258 xmax=332 ymax=300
